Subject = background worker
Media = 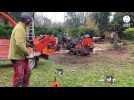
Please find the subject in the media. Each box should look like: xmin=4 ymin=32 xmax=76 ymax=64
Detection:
xmin=82 ymin=34 xmax=93 ymax=47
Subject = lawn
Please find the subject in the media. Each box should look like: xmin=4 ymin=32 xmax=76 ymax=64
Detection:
xmin=1 ymin=42 xmax=134 ymax=87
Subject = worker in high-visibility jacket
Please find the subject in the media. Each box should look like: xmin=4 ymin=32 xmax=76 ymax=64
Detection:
xmin=49 ymin=34 xmax=57 ymax=47
xmin=81 ymin=34 xmax=93 ymax=48
xmin=47 ymin=34 xmax=57 ymax=55
xmin=41 ymin=34 xmax=50 ymax=55
xmin=8 ymin=14 xmax=32 ymax=87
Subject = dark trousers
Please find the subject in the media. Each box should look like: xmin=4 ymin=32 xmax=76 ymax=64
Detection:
xmin=11 ymin=59 xmax=31 ymax=87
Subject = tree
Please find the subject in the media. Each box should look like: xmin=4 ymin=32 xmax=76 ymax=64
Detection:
xmin=35 ymin=13 xmax=50 ymax=28
xmin=93 ymin=12 xmax=111 ymax=36
xmin=111 ymin=12 xmax=134 ymax=39
xmin=0 ymin=12 xmax=16 ymax=38
xmin=84 ymin=15 xmax=98 ymax=35
xmin=65 ymin=12 xmax=84 ymax=27
xmin=8 ymin=12 xmax=22 ymax=21
xmin=84 ymin=16 xmax=96 ymax=29
xmin=9 ymin=12 xmax=34 ymax=22
xmin=63 ymin=12 xmax=88 ymax=37
xmin=123 ymin=28 xmax=134 ymax=40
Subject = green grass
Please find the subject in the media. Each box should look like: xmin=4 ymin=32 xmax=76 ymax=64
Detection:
xmin=1 ymin=42 xmax=134 ymax=87
xmin=1 ymin=59 xmax=134 ymax=87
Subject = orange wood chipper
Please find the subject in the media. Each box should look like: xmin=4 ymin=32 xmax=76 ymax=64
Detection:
xmin=68 ymin=35 xmax=94 ymax=56
xmin=0 ymin=12 xmax=58 ymax=68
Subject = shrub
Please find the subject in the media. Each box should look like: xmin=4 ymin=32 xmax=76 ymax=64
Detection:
xmin=123 ymin=28 xmax=134 ymax=40
xmin=0 ymin=24 xmax=12 ymax=38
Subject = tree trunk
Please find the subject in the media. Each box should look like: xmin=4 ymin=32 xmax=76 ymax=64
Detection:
xmin=112 ymin=32 xmax=119 ymax=49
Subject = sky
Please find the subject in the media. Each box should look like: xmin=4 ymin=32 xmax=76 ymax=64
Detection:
xmin=36 ymin=12 xmax=115 ymax=23
xmin=36 ymin=12 xmax=65 ymax=23
xmin=109 ymin=12 xmax=115 ymax=22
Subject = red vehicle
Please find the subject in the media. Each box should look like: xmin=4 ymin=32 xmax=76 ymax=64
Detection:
xmin=0 ymin=12 xmax=16 ymax=60
xmin=0 ymin=12 xmax=57 ymax=68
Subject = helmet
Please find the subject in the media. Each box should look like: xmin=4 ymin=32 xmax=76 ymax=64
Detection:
xmin=85 ymin=34 xmax=90 ymax=37
xmin=20 ymin=13 xmax=32 ymax=24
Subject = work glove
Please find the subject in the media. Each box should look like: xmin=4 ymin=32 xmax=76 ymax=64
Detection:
xmin=27 ymin=52 xmax=41 ymax=58
xmin=26 ymin=53 xmax=34 ymax=59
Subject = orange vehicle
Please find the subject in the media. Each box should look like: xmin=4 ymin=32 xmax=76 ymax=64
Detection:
xmin=69 ymin=35 xmax=94 ymax=56
xmin=33 ymin=34 xmax=58 ymax=59
xmin=0 ymin=12 xmax=57 ymax=68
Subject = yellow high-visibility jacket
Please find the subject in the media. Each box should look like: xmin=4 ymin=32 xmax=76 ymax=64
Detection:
xmin=8 ymin=22 xmax=29 ymax=60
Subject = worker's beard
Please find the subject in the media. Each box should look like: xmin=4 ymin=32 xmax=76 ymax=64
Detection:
xmin=25 ymin=22 xmax=31 ymax=26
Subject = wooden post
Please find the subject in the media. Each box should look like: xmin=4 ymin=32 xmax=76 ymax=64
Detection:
xmin=112 ymin=25 xmax=119 ymax=49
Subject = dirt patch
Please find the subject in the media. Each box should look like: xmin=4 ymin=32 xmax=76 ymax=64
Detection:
xmin=51 ymin=53 xmax=92 ymax=65
xmin=98 ymin=47 xmax=129 ymax=62
xmin=93 ymin=42 xmax=129 ymax=61
xmin=51 ymin=43 xmax=129 ymax=66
